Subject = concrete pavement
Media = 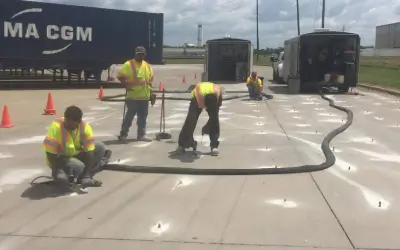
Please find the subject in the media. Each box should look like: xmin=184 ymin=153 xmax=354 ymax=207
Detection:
xmin=0 ymin=64 xmax=400 ymax=250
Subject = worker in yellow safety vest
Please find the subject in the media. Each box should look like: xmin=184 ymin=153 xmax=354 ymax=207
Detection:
xmin=117 ymin=46 xmax=154 ymax=142
xmin=246 ymin=71 xmax=263 ymax=100
xmin=175 ymin=82 xmax=222 ymax=156
xmin=42 ymin=106 xmax=112 ymax=187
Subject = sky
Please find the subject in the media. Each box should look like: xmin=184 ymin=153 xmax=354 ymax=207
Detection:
xmin=33 ymin=0 xmax=400 ymax=47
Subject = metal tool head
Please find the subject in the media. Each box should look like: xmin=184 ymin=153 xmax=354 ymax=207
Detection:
xmin=156 ymin=132 xmax=172 ymax=140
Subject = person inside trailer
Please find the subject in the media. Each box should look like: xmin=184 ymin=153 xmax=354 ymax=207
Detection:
xmin=42 ymin=105 xmax=112 ymax=188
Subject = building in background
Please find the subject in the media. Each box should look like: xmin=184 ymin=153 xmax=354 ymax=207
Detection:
xmin=375 ymin=22 xmax=400 ymax=49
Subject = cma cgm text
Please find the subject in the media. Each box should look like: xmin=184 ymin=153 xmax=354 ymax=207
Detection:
xmin=3 ymin=22 xmax=92 ymax=42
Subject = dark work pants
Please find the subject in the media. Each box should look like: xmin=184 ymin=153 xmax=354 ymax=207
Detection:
xmin=178 ymin=94 xmax=221 ymax=149
xmin=120 ymin=99 xmax=149 ymax=138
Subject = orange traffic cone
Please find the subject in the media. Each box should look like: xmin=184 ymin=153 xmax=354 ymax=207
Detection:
xmin=0 ymin=105 xmax=14 ymax=128
xmin=182 ymin=76 xmax=187 ymax=83
xmin=98 ymin=86 xmax=104 ymax=100
xmin=43 ymin=93 xmax=56 ymax=115
xmin=159 ymin=82 xmax=164 ymax=91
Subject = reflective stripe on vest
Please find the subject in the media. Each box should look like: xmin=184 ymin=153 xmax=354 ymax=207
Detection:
xmin=128 ymin=60 xmax=150 ymax=86
xmin=43 ymin=118 xmax=92 ymax=155
xmin=194 ymin=84 xmax=221 ymax=109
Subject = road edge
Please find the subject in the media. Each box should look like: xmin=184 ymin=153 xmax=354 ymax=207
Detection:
xmin=358 ymin=83 xmax=400 ymax=97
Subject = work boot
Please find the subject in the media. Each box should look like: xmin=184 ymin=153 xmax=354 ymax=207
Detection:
xmin=79 ymin=177 xmax=102 ymax=187
xmin=211 ymin=147 xmax=219 ymax=156
xmin=118 ymin=134 xmax=127 ymax=142
xmin=174 ymin=145 xmax=185 ymax=154
xmin=137 ymin=136 xmax=152 ymax=142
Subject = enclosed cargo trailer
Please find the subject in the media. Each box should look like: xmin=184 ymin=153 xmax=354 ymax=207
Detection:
xmin=282 ymin=31 xmax=360 ymax=93
xmin=202 ymin=38 xmax=253 ymax=82
xmin=0 ymin=0 xmax=163 ymax=82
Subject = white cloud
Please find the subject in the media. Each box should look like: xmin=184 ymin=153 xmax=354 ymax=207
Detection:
xmin=34 ymin=0 xmax=399 ymax=47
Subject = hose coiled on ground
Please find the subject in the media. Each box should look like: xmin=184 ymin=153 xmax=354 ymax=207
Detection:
xmin=101 ymin=88 xmax=353 ymax=175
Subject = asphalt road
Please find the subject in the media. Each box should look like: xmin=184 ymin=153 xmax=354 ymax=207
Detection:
xmin=0 ymin=64 xmax=400 ymax=250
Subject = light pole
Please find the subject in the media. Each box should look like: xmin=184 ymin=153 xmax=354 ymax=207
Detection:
xmin=256 ymin=0 xmax=259 ymax=61
xmin=296 ymin=0 xmax=300 ymax=35
xmin=321 ymin=0 xmax=325 ymax=28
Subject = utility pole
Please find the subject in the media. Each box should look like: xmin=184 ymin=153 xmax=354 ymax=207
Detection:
xmin=321 ymin=0 xmax=325 ymax=28
xmin=256 ymin=0 xmax=259 ymax=61
xmin=296 ymin=0 xmax=300 ymax=35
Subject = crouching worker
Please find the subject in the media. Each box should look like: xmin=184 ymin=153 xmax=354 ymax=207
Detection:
xmin=175 ymin=82 xmax=222 ymax=156
xmin=42 ymin=106 xmax=112 ymax=188
xmin=246 ymin=71 xmax=263 ymax=100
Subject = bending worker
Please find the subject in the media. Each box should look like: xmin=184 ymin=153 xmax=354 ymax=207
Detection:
xmin=246 ymin=71 xmax=263 ymax=100
xmin=117 ymin=46 xmax=154 ymax=142
xmin=42 ymin=106 xmax=112 ymax=187
xmin=175 ymin=82 xmax=222 ymax=156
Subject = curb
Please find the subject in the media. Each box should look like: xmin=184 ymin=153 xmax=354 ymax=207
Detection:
xmin=358 ymin=83 xmax=400 ymax=97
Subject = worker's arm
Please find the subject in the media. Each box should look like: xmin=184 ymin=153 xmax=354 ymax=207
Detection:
xmin=42 ymin=123 xmax=62 ymax=167
xmin=148 ymin=63 xmax=154 ymax=86
xmin=80 ymin=123 xmax=96 ymax=172
xmin=246 ymin=77 xmax=252 ymax=85
xmin=258 ymin=79 xmax=263 ymax=90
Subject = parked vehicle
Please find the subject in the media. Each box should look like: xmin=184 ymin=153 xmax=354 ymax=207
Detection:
xmin=0 ymin=0 xmax=164 ymax=83
xmin=281 ymin=30 xmax=360 ymax=93
xmin=271 ymin=51 xmax=284 ymax=83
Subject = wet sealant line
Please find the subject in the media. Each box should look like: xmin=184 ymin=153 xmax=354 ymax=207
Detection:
xmin=100 ymin=88 xmax=353 ymax=175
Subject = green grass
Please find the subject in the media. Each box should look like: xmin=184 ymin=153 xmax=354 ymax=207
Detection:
xmin=164 ymin=56 xmax=400 ymax=90
xmin=359 ymin=57 xmax=400 ymax=89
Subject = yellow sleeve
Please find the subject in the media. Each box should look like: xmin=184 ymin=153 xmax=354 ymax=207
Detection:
xmin=82 ymin=123 xmax=95 ymax=152
xmin=148 ymin=63 xmax=154 ymax=82
xmin=258 ymin=79 xmax=263 ymax=87
xmin=42 ymin=122 xmax=59 ymax=154
xmin=117 ymin=61 xmax=131 ymax=79
xmin=246 ymin=77 xmax=251 ymax=85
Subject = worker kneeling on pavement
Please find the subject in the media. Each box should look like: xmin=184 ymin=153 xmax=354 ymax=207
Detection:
xmin=246 ymin=71 xmax=263 ymax=100
xmin=175 ymin=82 xmax=222 ymax=156
xmin=42 ymin=106 xmax=112 ymax=187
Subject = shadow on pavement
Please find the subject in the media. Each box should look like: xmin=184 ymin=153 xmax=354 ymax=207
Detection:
xmin=21 ymin=182 xmax=76 ymax=200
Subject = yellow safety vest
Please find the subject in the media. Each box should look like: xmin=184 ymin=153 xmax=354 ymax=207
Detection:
xmin=42 ymin=117 xmax=95 ymax=165
xmin=191 ymin=82 xmax=221 ymax=109
xmin=246 ymin=77 xmax=262 ymax=89
xmin=119 ymin=59 xmax=153 ymax=100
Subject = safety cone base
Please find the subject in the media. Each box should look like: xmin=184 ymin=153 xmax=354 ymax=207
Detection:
xmin=43 ymin=109 xmax=56 ymax=115
xmin=0 ymin=123 xmax=14 ymax=128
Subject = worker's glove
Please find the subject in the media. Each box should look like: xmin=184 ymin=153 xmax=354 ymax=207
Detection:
xmin=150 ymin=93 xmax=157 ymax=106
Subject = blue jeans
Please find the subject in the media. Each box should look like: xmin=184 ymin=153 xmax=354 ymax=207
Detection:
xmin=247 ymin=85 xmax=255 ymax=98
xmin=120 ymin=99 xmax=149 ymax=138
xmin=51 ymin=141 xmax=107 ymax=180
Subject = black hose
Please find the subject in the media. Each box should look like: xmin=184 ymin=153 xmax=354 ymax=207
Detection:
xmin=101 ymin=87 xmax=353 ymax=175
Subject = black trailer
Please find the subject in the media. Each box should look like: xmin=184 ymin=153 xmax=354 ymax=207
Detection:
xmin=282 ymin=31 xmax=360 ymax=93
xmin=202 ymin=38 xmax=253 ymax=82
xmin=0 ymin=0 xmax=163 ymax=83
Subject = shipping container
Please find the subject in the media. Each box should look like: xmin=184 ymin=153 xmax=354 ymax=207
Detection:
xmin=375 ymin=22 xmax=400 ymax=49
xmin=0 ymin=0 xmax=163 ymax=82
xmin=202 ymin=38 xmax=253 ymax=82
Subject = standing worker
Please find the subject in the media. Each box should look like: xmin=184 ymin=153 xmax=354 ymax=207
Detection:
xmin=246 ymin=71 xmax=263 ymax=100
xmin=175 ymin=82 xmax=222 ymax=156
xmin=42 ymin=106 xmax=112 ymax=187
xmin=117 ymin=46 xmax=154 ymax=142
